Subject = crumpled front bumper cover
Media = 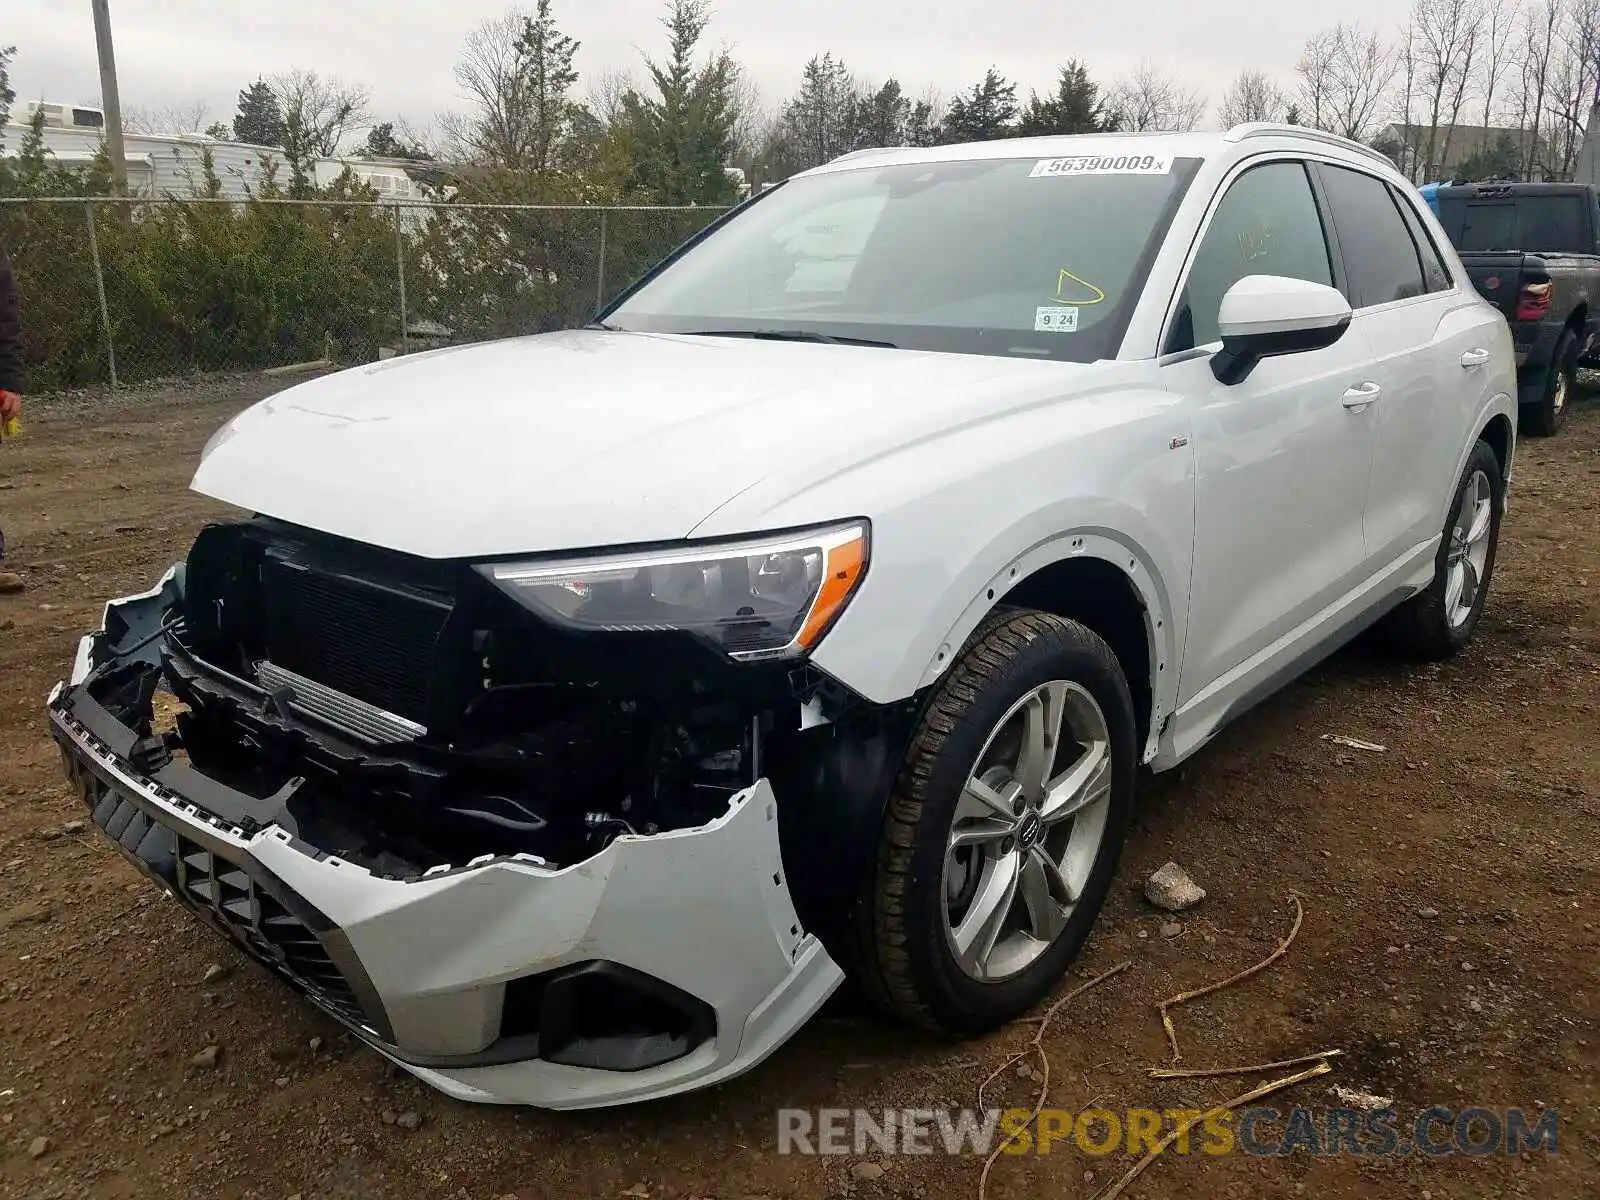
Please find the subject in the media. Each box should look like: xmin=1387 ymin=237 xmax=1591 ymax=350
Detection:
xmin=46 ymin=585 xmax=844 ymax=1110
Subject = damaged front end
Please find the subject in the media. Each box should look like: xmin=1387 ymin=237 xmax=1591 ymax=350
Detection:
xmin=47 ymin=518 xmax=908 ymax=1108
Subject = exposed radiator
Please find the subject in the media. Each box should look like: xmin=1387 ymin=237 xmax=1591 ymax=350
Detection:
xmin=258 ymin=550 xmax=453 ymax=723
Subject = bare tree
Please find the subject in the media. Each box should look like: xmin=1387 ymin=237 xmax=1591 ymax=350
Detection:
xmin=122 ymin=100 xmax=210 ymax=135
xmin=1410 ymin=0 xmax=1485 ymax=179
xmin=1296 ymin=23 xmax=1400 ymax=141
xmin=1109 ymin=62 xmax=1206 ymax=132
xmin=1481 ymin=0 xmax=1519 ymax=129
xmin=448 ymin=8 xmax=541 ymax=165
xmin=1543 ymin=0 xmax=1600 ymax=176
xmin=587 ymin=66 xmax=640 ymax=127
xmin=1297 ymin=28 xmax=1338 ymax=132
xmin=1396 ymin=19 xmax=1421 ymax=178
xmin=271 ymin=68 xmax=371 ymax=187
xmin=727 ymin=62 xmax=769 ymax=169
xmin=1217 ymin=70 xmax=1290 ymax=126
xmin=1518 ymin=0 xmax=1565 ymax=177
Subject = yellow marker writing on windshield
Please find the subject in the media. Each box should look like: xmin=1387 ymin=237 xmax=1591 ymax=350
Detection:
xmin=1053 ymin=269 xmax=1107 ymax=306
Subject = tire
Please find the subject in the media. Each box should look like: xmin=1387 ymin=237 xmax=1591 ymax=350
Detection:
xmin=1381 ymin=438 xmax=1504 ymax=660
xmin=1521 ymin=328 xmax=1574 ymax=437
xmin=847 ymin=608 xmax=1137 ymax=1036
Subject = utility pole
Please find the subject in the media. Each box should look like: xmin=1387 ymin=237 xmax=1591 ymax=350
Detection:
xmin=90 ymin=0 xmax=129 ymax=193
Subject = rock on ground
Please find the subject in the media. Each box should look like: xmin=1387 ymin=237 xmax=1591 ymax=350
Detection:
xmin=1145 ymin=862 xmax=1206 ymax=912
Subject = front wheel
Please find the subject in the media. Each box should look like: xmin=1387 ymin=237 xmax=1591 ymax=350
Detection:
xmin=1381 ymin=438 xmax=1504 ymax=659
xmin=848 ymin=609 xmax=1136 ymax=1035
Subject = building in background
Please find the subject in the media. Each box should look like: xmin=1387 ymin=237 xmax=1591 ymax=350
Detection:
xmin=4 ymin=102 xmax=749 ymax=205
xmin=2 ymin=101 xmax=431 ymax=202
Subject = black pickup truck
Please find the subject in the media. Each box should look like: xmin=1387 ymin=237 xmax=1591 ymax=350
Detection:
xmin=1432 ymin=181 xmax=1600 ymax=435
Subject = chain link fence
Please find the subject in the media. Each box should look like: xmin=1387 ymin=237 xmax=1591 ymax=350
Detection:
xmin=0 ymin=196 xmax=729 ymax=397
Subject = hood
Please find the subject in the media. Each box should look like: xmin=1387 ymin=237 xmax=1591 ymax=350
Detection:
xmin=192 ymin=329 xmax=1099 ymax=560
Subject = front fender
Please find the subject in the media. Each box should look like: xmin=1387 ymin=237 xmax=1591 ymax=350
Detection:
xmin=810 ymin=477 xmax=1192 ymax=738
xmin=689 ymin=376 xmax=1196 ymax=734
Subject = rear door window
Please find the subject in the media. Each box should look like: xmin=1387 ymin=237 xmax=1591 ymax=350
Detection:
xmin=1389 ymin=183 xmax=1454 ymax=293
xmin=1316 ymin=164 xmax=1427 ymax=308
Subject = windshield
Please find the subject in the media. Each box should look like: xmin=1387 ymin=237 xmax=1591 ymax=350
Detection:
xmin=604 ymin=153 xmax=1202 ymax=363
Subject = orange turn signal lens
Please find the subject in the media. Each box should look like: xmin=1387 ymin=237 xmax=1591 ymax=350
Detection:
xmin=795 ymin=528 xmax=869 ymax=651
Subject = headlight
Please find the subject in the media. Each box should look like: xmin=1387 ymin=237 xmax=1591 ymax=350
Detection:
xmin=477 ymin=521 xmax=869 ymax=660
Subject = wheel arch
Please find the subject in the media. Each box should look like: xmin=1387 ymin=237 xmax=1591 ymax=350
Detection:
xmin=1478 ymin=410 xmax=1515 ymax=481
xmin=1448 ymin=387 xmax=1518 ymax=519
xmin=1565 ymin=301 xmax=1588 ymax=337
xmin=915 ymin=532 xmax=1181 ymax=764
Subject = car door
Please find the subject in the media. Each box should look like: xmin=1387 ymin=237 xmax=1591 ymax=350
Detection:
xmin=1158 ymin=158 xmax=1379 ymax=716
xmin=1311 ymin=161 xmax=1502 ymax=565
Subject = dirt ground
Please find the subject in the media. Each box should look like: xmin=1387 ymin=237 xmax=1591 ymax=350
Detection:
xmin=0 ymin=375 xmax=1596 ymax=1200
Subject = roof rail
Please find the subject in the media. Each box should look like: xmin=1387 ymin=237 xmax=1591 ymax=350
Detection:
xmin=1223 ymin=122 xmax=1396 ymax=169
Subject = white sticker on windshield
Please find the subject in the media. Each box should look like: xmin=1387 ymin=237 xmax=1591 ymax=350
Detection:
xmin=1029 ymin=153 xmax=1174 ymax=178
xmin=1035 ymin=306 xmax=1080 ymax=333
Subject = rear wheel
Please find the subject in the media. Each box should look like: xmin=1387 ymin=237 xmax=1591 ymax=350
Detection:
xmin=1381 ymin=439 xmax=1504 ymax=660
xmin=1522 ymin=328 xmax=1573 ymax=437
xmin=848 ymin=609 xmax=1136 ymax=1035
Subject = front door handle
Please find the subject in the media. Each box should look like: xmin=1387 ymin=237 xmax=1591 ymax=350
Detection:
xmin=1342 ymin=381 xmax=1382 ymax=410
xmin=1460 ymin=347 xmax=1491 ymax=368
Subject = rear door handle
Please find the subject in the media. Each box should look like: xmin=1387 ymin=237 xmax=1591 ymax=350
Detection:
xmin=1342 ymin=381 xmax=1382 ymax=410
xmin=1460 ymin=347 xmax=1491 ymax=368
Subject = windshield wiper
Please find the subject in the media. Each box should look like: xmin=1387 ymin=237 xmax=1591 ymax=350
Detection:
xmin=684 ymin=328 xmax=899 ymax=349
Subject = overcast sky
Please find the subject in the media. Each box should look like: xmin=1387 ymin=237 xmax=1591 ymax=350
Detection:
xmin=11 ymin=1 xmax=1405 ymax=137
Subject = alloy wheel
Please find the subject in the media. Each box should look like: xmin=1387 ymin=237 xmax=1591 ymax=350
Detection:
xmin=941 ymin=680 xmax=1114 ymax=982
xmin=1445 ymin=468 xmax=1494 ymax=629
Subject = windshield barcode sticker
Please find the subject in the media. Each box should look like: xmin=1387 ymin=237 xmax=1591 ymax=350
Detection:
xmin=1035 ymin=306 xmax=1080 ymax=333
xmin=1030 ymin=154 xmax=1174 ymax=177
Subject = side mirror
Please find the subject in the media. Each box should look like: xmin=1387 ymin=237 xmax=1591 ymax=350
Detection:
xmin=1211 ymin=275 xmax=1353 ymax=385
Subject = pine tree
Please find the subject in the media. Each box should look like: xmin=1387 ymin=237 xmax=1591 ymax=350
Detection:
xmin=618 ymin=0 xmax=740 ymax=204
xmin=905 ymin=98 xmax=940 ymax=147
xmin=1017 ymin=61 xmax=1116 ymax=136
xmin=363 ymin=122 xmax=433 ymax=161
xmin=233 ymin=80 xmax=286 ymax=147
xmin=0 ymin=46 xmax=15 ymax=134
xmin=785 ymin=53 xmax=854 ymax=165
xmin=516 ymin=0 xmax=580 ymax=172
xmin=849 ymin=79 xmax=913 ymax=148
xmin=938 ymin=69 xmax=1019 ymax=144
